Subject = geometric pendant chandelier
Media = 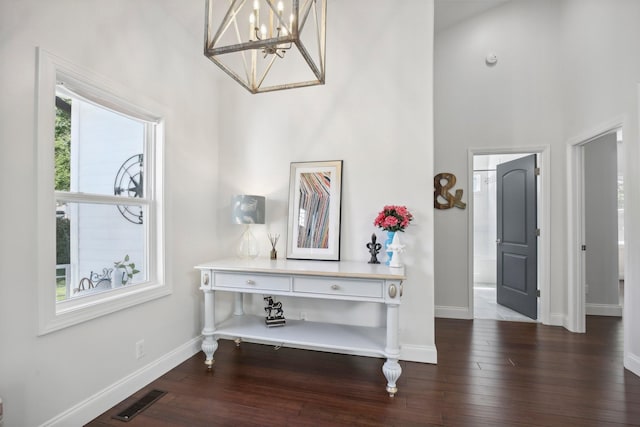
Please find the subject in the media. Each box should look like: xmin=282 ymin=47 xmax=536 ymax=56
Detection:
xmin=204 ymin=0 xmax=326 ymax=94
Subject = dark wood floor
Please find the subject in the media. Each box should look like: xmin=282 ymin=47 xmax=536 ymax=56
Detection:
xmin=88 ymin=317 xmax=640 ymax=426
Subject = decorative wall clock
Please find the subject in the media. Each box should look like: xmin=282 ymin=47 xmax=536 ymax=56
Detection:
xmin=114 ymin=154 xmax=144 ymax=224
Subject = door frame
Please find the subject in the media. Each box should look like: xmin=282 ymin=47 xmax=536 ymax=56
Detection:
xmin=566 ymin=116 xmax=625 ymax=333
xmin=467 ymin=146 xmax=551 ymax=325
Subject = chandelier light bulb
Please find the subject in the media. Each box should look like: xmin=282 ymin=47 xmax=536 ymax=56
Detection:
xmin=277 ymin=1 xmax=284 ymax=12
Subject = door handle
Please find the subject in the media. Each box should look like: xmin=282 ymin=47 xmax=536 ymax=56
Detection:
xmin=496 ymin=239 xmax=502 ymax=244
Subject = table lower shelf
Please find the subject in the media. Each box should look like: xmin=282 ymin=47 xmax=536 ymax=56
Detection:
xmin=213 ymin=315 xmax=388 ymax=358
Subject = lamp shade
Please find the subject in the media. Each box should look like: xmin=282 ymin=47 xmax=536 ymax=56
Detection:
xmin=231 ymin=195 xmax=266 ymax=224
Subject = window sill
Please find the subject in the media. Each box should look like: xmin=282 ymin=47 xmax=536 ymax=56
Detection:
xmin=38 ymin=281 xmax=171 ymax=336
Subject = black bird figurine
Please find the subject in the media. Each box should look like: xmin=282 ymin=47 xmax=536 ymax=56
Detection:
xmin=366 ymin=233 xmax=382 ymax=264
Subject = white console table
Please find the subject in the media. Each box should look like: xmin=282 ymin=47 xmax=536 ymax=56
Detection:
xmin=196 ymin=258 xmax=406 ymax=396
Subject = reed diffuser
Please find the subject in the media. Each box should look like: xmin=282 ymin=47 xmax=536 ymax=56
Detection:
xmin=268 ymin=233 xmax=280 ymax=260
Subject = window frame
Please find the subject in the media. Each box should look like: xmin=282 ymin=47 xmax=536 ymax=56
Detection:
xmin=36 ymin=48 xmax=168 ymax=335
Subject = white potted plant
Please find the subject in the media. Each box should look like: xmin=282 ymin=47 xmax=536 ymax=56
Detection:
xmin=112 ymin=255 xmax=140 ymax=287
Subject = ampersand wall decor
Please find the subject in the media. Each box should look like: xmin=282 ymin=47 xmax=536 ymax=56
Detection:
xmin=434 ymin=172 xmax=467 ymax=210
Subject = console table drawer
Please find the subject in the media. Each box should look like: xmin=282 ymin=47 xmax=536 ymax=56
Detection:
xmin=213 ymin=272 xmax=290 ymax=292
xmin=293 ymin=277 xmax=383 ymax=298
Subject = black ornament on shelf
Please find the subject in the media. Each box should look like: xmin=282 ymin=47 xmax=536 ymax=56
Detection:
xmin=366 ymin=233 xmax=382 ymax=264
xmin=264 ymin=296 xmax=286 ymax=327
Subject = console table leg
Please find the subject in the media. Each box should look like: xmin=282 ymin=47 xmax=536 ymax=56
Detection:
xmin=233 ymin=293 xmax=244 ymax=315
xmin=382 ymin=359 xmax=402 ymax=396
xmin=384 ymin=302 xmax=402 ymax=396
xmin=201 ymin=287 xmax=218 ymax=369
xmin=202 ymin=336 xmax=218 ymax=369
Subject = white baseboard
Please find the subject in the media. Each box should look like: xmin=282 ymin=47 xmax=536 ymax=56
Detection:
xmin=549 ymin=312 xmax=566 ymax=327
xmin=586 ymin=303 xmax=623 ymax=317
xmin=401 ymin=344 xmax=437 ymax=364
xmin=625 ymin=352 xmax=640 ymax=378
xmin=435 ymin=305 xmax=472 ymax=319
xmin=41 ymin=337 xmax=202 ymax=427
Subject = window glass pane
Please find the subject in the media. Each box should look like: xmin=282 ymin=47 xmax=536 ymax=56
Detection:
xmin=56 ymin=201 xmax=147 ymax=301
xmin=39 ymin=53 xmax=165 ymax=334
xmin=55 ymin=96 xmax=71 ymax=191
xmin=55 ymin=86 xmax=145 ymax=198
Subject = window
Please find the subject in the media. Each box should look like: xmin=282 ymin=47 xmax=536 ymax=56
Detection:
xmin=37 ymin=49 xmax=167 ymax=334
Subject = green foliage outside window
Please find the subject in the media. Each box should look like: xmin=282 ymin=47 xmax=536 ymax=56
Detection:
xmin=56 ymin=217 xmax=70 ymax=265
xmin=54 ymin=99 xmax=71 ymax=301
xmin=55 ymin=98 xmax=71 ymax=271
xmin=55 ymin=100 xmax=71 ymax=191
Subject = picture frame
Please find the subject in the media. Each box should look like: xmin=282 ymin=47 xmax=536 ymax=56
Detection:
xmin=286 ymin=160 xmax=343 ymax=261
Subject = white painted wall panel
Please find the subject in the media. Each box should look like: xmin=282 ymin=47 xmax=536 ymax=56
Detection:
xmin=216 ymin=0 xmax=436 ymax=361
xmin=434 ymin=0 xmax=640 ymax=376
xmin=0 ymin=0 xmax=437 ymax=424
xmin=434 ymin=0 xmax=563 ymax=313
xmin=560 ymin=0 xmax=640 ymax=376
xmin=0 ymin=1 xmax=221 ymax=425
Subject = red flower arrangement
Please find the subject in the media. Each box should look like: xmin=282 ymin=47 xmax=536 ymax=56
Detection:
xmin=373 ymin=205 xmax=414 ymax=232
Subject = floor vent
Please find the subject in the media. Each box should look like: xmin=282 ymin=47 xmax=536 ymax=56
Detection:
xmin=112 ymin=389 xmax=167 ymax=422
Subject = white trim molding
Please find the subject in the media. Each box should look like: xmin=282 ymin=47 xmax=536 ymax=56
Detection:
xmin=36 ymin=47 xmax=169 ymax=335
xmin=586 ymin=303 xmax=623 ymax=317
xmin=565 ymin=116 xmax=626 ymax=333
xmin=626 ymin=352 xmax=640 ymax=378
xmin=467 ymin=146 xmax=551 ymax=325
xmin=400 ymin=344 xmax=438 ymax=364
xmin=548 ymin=312 xmax=566 ymax=327
xmin=40 ymin=337 xmax=202 ymax=427
xmin=435 ymin=305 xmax=472 ymax=319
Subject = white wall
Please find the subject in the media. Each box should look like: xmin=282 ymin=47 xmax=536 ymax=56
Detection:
xmin=559 ymin=0 xmax=640 ymax=376
xmin=0 ymin=0 xmax=437 ymax=424
xmin=215 ymin=0 xmax=436 ymax=362
xmin=434 ymin=0 xmax=640 ymax=377
xmin=0 ymin=1 xmax=221 ymax=425
xmin=434 ymin=0 xmax=564 ymax=318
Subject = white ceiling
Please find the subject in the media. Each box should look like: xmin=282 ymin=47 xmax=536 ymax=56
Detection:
xmin=435 ymin=0 xmax=512 ymax=33
xmin=162 ymin=1 xmax=513 ymax=51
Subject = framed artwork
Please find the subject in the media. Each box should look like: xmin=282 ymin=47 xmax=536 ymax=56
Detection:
xmin=286 ymin=160 xmax=343 ymax=261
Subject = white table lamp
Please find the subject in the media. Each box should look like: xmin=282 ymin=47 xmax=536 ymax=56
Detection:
xmin=231 ymin=195 xmax=265 ymax=259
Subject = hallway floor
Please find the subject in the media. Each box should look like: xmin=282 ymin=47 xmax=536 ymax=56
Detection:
xmin=87 ymin=317 xmax=640 ymax=426
xmin=474 ymin=284 xmax=538 ymax=322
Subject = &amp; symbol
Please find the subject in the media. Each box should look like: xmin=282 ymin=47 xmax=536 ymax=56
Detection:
xmin=434 ymin=172 xmax=467 ymax=210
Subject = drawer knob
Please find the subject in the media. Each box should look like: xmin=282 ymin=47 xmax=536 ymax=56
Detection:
xmin=246 ymin=280 xmax=256 ymax=285
xmin=331 ymin=284 xmax=340 ymax=290
xmin=203 ymin=274 xmax=210 ymax=285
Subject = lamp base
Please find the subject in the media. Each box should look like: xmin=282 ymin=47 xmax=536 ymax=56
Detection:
xmin=237 ymin=225 xmax=259 ymax=259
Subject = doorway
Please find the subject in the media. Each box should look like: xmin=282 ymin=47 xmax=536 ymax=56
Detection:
xmin=468 ymin=147 xmax=550 ymax=323
xmin=567 ymin=125 xmax=624 ymax=333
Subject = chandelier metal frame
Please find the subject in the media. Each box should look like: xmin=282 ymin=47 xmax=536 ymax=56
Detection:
xmin=204 ymin=0 xmax=326 ymax=94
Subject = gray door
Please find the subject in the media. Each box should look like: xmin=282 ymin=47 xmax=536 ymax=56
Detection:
xmin=496 ymin=154 xmax=537 ymax=319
